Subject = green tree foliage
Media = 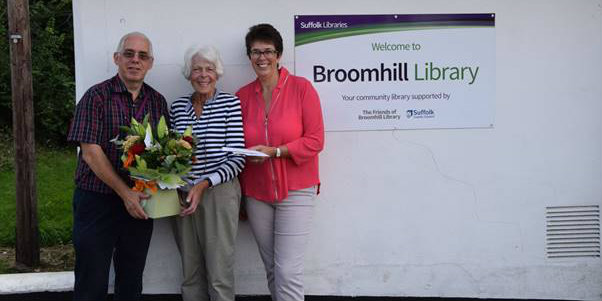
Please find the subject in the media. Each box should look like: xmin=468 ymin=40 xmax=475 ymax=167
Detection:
xmin=1 ymin=0 xmax=74 ymax=146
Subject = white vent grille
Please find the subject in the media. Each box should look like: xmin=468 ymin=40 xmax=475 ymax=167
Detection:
xmin=546 ymin=205 xmax=600 ymax=258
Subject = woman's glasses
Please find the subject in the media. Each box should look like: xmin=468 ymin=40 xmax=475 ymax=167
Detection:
xmin=250 ymin=49 xmax=278 ymax=59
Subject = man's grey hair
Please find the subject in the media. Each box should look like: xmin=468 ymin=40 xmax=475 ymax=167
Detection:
xmin=115 ymin=32 xmax=154 ymax=57
xmin=182 ymin=45 xmax=224 ymax=80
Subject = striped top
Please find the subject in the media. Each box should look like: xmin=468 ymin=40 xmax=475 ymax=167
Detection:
xmin=169 ymin=91 xmax=245 ymax=187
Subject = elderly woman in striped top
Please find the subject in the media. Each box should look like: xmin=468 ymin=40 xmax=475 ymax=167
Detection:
xmin=169 ymin=45 xmax=245 ymax=301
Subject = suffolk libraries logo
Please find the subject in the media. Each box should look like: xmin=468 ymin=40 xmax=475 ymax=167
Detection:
xmin=406 ymin=109 xmax=435 ymax=119
xmin=299 ymin=21 xmax=349 ymax=29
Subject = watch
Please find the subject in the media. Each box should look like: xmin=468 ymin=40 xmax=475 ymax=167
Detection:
xmin=275 ymin=147 xmax=281 ymax=158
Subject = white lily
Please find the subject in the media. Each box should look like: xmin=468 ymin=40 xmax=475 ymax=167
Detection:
xmin=144 ymin=123 xmax=153 ymax=148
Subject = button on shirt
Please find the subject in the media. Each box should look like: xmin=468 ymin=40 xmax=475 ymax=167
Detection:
xmin=68 ymin=75 xmax=169 ymax=194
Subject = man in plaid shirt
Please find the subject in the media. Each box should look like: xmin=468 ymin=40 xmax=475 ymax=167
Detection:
xmin=67 ymin=32 xmax=169 ymax=301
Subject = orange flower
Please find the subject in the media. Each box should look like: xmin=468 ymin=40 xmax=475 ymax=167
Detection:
xmin=133 ymin=179 xmax=145 ymax=192
xmin=147 ymin=181 xmax=158 ymax=193
xmin=123 ymin=152 xmax=135 ymax=168
xmin=132 ymin=179 xmax=158 ymax=194
xmin=123 ymin=143 xmax=145 ymax=168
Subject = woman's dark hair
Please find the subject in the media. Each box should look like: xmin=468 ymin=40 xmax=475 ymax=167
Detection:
xmin=245 ymin=23 xmax=283 ymax=58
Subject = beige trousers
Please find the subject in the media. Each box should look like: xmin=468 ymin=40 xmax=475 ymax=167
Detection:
xmin=246 ymin=186 xmax=317 ymax=301
xmin=172 ymin=178 xmax=241 ymax=301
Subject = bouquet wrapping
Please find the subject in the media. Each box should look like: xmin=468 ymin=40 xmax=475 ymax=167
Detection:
xmin=113 ymin=114 xmax=195 ymax=218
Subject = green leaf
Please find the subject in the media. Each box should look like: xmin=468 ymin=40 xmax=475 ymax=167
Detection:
xmin=119 ymin=125 xmax=131 ymax=133
xmin=129 ymin=118 xmax=143 ymax=137
xmin=130 ymin=117 xmax=140 ymax=128
xmin=157 ymin=116 xmax=168 ymax=139
xmin=183 ymin=125 xmax=193 ymax=137
xmin=163 ymin=155 xmax=176 ymax=167
xmin=157 ymin=173 xmax=187 ymax=189
xmin=167 ymin=140 xmax=177 ymax=153
xmin=135 ymin=155 xmax=147 ymax=170
xmin=142 ymin=114 xmax=150 ymax=129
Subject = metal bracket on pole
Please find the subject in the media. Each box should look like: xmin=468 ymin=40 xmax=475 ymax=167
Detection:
xmin=10 ymin=34 xmax=22 ymax=44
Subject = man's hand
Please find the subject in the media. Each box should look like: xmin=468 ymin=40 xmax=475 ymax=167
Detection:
xmin=180 ymin=180 xmax=210 ymax=216
xmin=118 ymin=188 xmax=150 ymax=219
xmin=80 ymin=143 xmax=150 ymax=219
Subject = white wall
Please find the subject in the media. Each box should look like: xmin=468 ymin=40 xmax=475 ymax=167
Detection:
xmin=73 ymin=1 xmax=602 ymax=300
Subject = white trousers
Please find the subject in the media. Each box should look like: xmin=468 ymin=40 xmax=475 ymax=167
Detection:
xmin=246 ymin=186 xmax=317 ymax=301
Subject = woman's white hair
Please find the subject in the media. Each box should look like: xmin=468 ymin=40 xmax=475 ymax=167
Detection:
xmin=182 ymin=45 xmax=224 ymax=80
xmin=115 ymin=32 xmax=154 ymax=57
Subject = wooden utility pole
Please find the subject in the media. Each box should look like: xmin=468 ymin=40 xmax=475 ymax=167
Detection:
xmin=7 ymin=0 xmax=39 ymax=268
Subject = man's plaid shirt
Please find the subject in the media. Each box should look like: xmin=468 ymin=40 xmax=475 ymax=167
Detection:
xmin=67 ymin=75 xmax=169 ymax=194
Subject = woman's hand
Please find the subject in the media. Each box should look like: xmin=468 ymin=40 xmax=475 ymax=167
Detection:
xmin=180 ymin=180 xmax=210 ymax=216
xmin=247 ymin=145 xmax=275 ymax=164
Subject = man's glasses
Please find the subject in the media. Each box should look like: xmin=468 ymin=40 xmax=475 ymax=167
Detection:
xmin=120 ymin=50 xmax=152 ymax=61
xmin=250 ymin=49 xmax=278 ymax=59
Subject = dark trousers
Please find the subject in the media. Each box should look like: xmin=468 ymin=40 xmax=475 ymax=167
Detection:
xmin=72 ymin=188 xmax=153 ymax=301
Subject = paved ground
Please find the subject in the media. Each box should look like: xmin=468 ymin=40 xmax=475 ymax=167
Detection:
xmin=0 ymin=294 xmax=576 ymax=301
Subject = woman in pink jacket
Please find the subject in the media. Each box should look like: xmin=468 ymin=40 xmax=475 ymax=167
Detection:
xmin=236 ymin=23 xmax=324 ymax=301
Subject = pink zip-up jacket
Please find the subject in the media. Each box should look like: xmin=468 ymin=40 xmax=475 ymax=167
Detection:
xmin=236 ymin=67 xmax=324 ymax=202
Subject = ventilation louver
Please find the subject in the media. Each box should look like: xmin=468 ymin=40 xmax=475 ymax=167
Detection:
xmin=546 ymin=205 xmax=600 ymax=258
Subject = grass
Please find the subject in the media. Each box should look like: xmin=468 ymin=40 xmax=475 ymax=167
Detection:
xmin=0 ymin=146 xmax=76 ymax=247
xmin=0 ymin=254 xmax=8 ymax=273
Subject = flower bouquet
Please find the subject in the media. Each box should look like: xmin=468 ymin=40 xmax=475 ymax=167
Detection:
xmin=112 ymin=114 xmax=195 ymax=218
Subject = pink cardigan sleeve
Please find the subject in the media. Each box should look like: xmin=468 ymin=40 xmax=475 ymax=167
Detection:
xmin=286 ymin=80 xmax=325 ymax=165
